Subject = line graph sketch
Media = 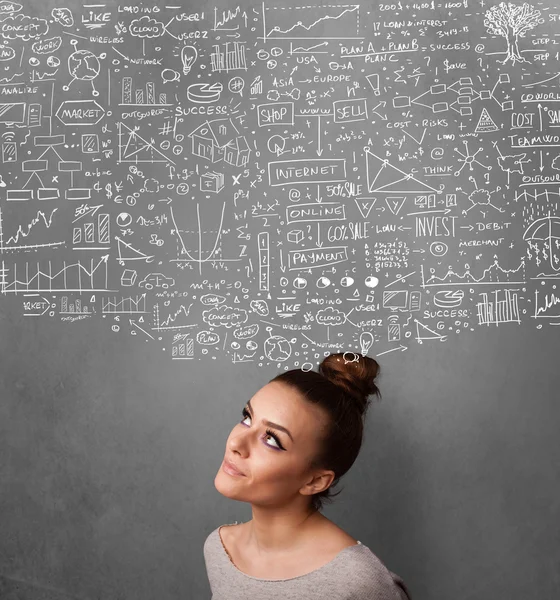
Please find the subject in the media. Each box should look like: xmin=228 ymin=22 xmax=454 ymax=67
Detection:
xmin=0 ymin=206 xmax=64 ymax=252
xmin=263 ymin=4 xmax=361 ymax=40
xmin=169 ymin=203 xmax=241 ymax=275
xmin=153 ymin=302 xmax=195 ymax=331
xmin=420 ymin=260 xmax=526 ymax=288
xmin=0 ymin=256 xmax=111 ymax=294
xmin=102 ymin=294 xmax=147 ymax=314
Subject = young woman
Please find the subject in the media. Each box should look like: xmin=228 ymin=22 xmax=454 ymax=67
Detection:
xmin=204 ymin=352 xmax=411 ymax=599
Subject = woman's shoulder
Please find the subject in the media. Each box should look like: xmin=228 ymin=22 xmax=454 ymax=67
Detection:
xmin=204 ymin=521 xmax=238 ymax=553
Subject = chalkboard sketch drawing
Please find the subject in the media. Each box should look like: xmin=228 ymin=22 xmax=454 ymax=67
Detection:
xmin=385 ymin=197 xmax=406 ymax=215
xmin=474 ymin=108 xmax=499 ymax=133
xmin=414 ymin=319 xmax=447 ymax=343
xmin=484 ymin=2 xmax=543 ymax=65
xmin=161 ymin=69 xmax=180 ymax=84
xmin=289 ymin=41 xmax=329 ymax=55
xmin=365 ymin=73 xmax=380 ymax=95
xmin=0 ymin=102 xmax=26 ymax=124
xmin=263 ymin=4 xmax=360 ymax=40
xmin=186 ymin=82 xmax=223 ymax=104
xmin=189 ymin=119 xmax=250 ymax=167
xmin=117 ymin=122 xmax=175 ymax=164
xmin=267 ymin=135 xmax=287 ymax=156
xmin=59 ymin=296 xmax=92 ymax=316
xmin=354 ymin=198 xmax=376 ymax=219
xmin=56 ymin=99 xmax=105 ymax=126
xmin=494 ymin=142 xmax=529 ymax=184
xmin=496 ymin=152 xmax=528 ymax=175
xmin=453 ymin=141 xmax=491 ymax=177
xmin=462 ymin=180 xmax=505 ymax=215
xmin=365 ymin=148 xmax=439 ymax=194
xmin=387 ymin=317 xmax=401 ymax=342
xmin=433 ymin=290 xmax=465 ymax=308
xmin=121 ymin=76 xmax=171 ymax=106
xmin=523 ymin=215 xmax=560 ymax=272
xmin=0 ymin=255 xmax=109 ymax=294
xmin=264 ymin=334 xmax=292 ymax=362
xmin=213 ymin=7 xmax=248 ymax=32
xmin=430 ymin=242 xmax=448 ymax=257
xmin=200 ymin=171 xmax=225 ymax=193
xmin=52 ymin=8 xmax=74 ymax=28
xmin=533 ymin=287 xmax=560 ymax=318
xmin=102 ymin=294 xmax=147 ymax=314
xmin=420 ymin=260 xmax=526 ymax=288
xmin=551 ymin=155 xmax=560 ymax=171
xmin=1 ymin=132 xmax=17 ymax=163
xmin=0 ymin=206 xmax=65 ymax=252
xmin=476 ymin=289 xmax=521 ymax=325
xmin=153 ymin=303 xmax=193 ymax=331
xmin=115 ymin=235 xmax=154 ymax=266
xmin=383 ymin=290 xmax=408 ymax=310
xmin=169 ymin=202 xmax=231 ymax=274
xmin=72 ymin=206 xmax=110 ymax=248
xmin=359 ymin=331 xmax=374 ymax=355
xmin=180 ymin=45 xmax=198 ymax=75
xmin=120 ymin=269 xmax=137 ymax=287
xmin=250 ymin=76 xmax=263 ymax=95
xmin=210 ymin=42 xmax=247 ymax=72
xmin=228 ymin=73 xmax=246 ymax=100
xmin=47 ymin=56 xmax=61 ymax=69
xmin=81 ymin=133 xmax=99 ymax=154
xmin=139 ymin=273 xmax=175 ymax=290
xmin=266 ymin=89 xmax=300 ymax=101
xmin=64 ymin=41 xmax=105 ymax=97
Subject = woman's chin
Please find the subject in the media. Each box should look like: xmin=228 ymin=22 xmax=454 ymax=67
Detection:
xmin=214 ymin=470 xmax=238 ymax=495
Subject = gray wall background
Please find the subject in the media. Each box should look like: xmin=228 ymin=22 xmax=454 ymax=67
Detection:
xmin=1 ymin=312 xmax=559 ymax=599
xmin=1 ymin=0 xmax=560 ymax=599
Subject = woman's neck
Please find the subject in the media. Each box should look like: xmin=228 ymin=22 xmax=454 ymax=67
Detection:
xmin=243 ymin=507 xmax=325 ymax=555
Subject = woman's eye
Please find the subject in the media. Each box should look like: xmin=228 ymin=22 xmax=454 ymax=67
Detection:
xmin=240 ymin=411 xmax=282 ymax=450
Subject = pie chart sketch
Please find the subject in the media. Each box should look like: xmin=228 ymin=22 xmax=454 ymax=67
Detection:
xmin=267 ymin=135 xmax=286 ymax=156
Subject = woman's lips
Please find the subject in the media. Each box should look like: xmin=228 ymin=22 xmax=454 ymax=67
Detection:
xmin=223 ymin=458 xmax=245 ymax=477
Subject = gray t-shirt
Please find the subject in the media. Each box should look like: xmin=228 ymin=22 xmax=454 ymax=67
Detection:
xmin=204 ymin=523 xmax=411 ymax=600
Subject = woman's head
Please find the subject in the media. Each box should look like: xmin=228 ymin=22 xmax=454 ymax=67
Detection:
xmin=215 ymin=352 xmax=381 ymax=513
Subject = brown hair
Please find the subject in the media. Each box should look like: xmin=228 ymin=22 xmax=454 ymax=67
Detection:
xmin=269 ymin=352 xmax=381 ymax=512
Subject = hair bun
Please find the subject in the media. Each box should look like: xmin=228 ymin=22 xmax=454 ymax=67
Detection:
xmin=318 ymin=352 xmax=381 ymax=416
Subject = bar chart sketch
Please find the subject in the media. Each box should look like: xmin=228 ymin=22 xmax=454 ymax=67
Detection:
xmin=476 ymin=289 xmax=521 ymax=325
xmin=120 ymin=76 xmax=171 ymax=106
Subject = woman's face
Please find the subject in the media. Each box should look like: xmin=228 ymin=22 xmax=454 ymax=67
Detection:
xmin=214 ymin=381 xmax=334 ymax=508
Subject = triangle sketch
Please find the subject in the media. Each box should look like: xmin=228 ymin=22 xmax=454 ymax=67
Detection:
xmin=415 ymin=318 xmax=447 ymax=343
xmin=118 ymin=122 xmax=175 ymax=164
xmin=365 ymin=73 xmax=379 ymax=92
xmin=115 ymin=236 xmax=155 ymax=264
xmin=475 ymin=108 xmax=498 ymax=133
xmin=365 ymin=149 xmax=439 ymax=194
xmin=385 ymin=196 xmax=406 ymax=215
xmin=354 ymin=197 xmax=376 ymax=218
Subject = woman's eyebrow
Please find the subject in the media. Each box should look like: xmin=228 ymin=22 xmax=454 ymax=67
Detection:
xmin=246 ymin=399 xmax=294 ymax=442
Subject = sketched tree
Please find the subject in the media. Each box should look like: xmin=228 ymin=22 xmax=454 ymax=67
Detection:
xmin=484 ymin=2 xmax=543 ymax=65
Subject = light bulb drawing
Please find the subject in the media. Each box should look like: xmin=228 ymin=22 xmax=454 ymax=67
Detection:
xmin=181 ymin=45 xmax=198 ymax=75
xmin=359 ymin=331 xmax=374 ymax=356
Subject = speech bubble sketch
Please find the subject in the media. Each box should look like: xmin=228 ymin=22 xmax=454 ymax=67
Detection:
xmin=0 ymin=14 xmax=49 ymax=41
xmin=51 ymin=8 xmax=73 ymax=27
xmin=130 ymin=16 xmax=165 ymax=38
xmin=228 ymin=76 xmax=245 ymax=96
xmin=162 ymin=68 xmax=180 ymax=83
